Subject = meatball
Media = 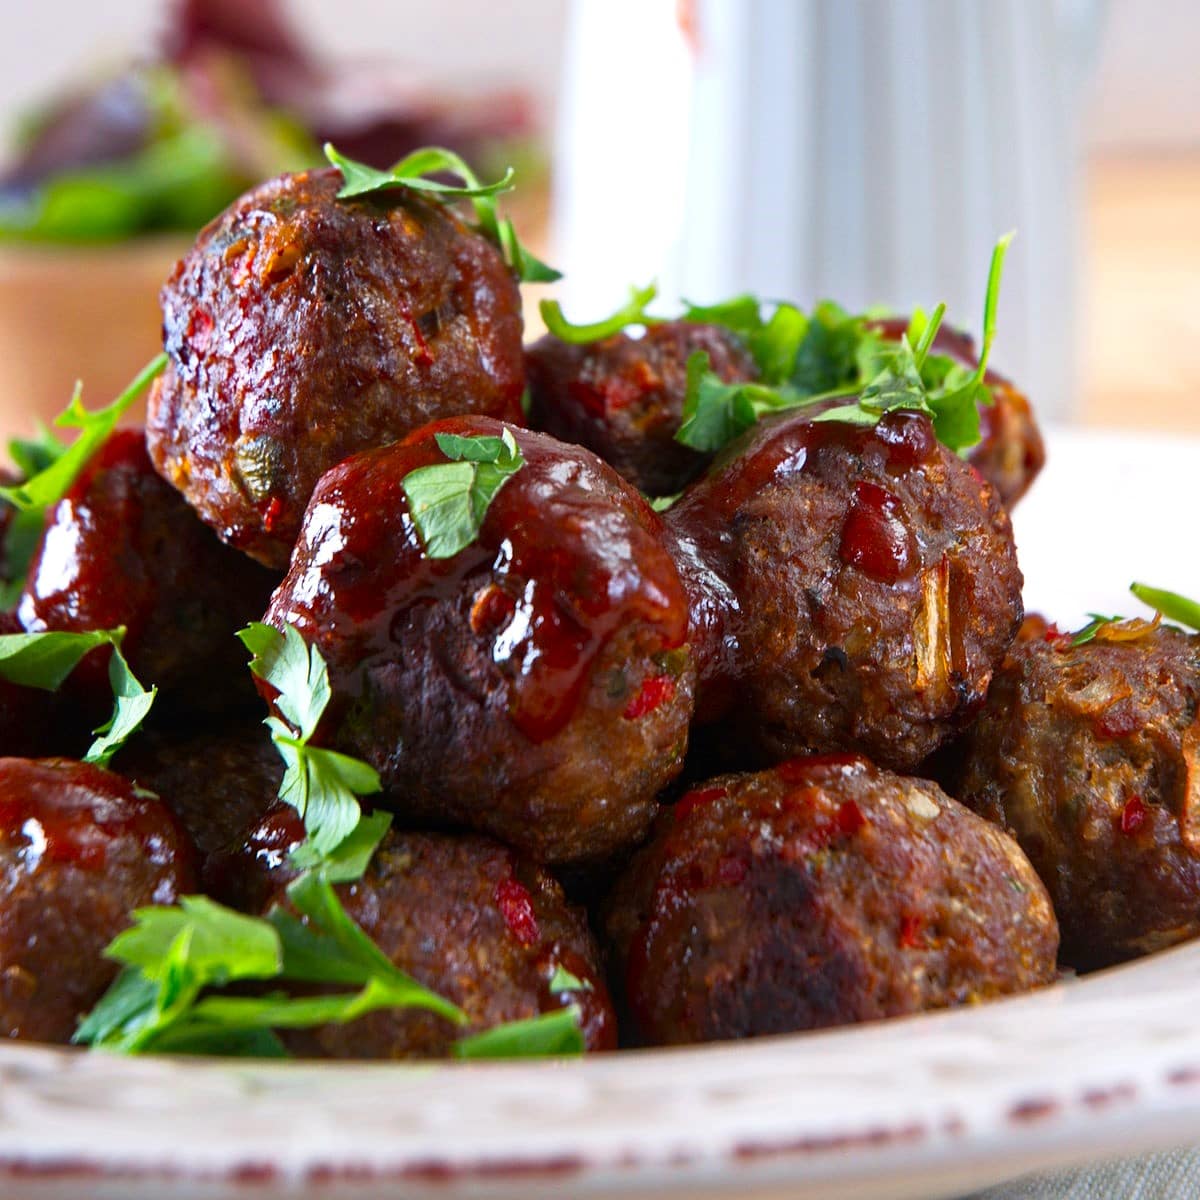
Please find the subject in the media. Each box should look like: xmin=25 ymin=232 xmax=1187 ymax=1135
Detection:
xmin=119 ymin=724 xmax=282 ymax=879
xmin=18 ymin=430 xmax=278 ymax=717
xmin=252 ymin=818 xmax=615 ymax=1057
xmin=525 ymin=321 xmax=758 ymax=497
xmin=664 ymin=408 xmax=1023 ymax=770
xmin=868 ymin=317 xmax=1045 ymax=508
xmin=604 ymin=755 xmax=1057 ymax=1046
xmin=147 ymin=167 xmax=526 ymax=568
xmin=0 ymin=757 xmax=195 ymax=1042
xmin=265 ymin=416 xmax=695 ymax=863
xmin=946 ymin=622 xmax=1200 ymax=969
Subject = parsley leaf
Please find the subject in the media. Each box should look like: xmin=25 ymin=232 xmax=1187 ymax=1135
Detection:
xmin=239 ymin=622 xmax=381 ymax=858
xmin=401 ymin=426 xmax=525 ymax=559
xmin=1070 ymin=613 xmax=1125 ymax=646
xmin=548 ymin=965 xmax=593 ymax=995
xmin=323 ymin=144 xmax=560 ymax=283
xmin=0 ymin=354 xmax=166 ymax=514
xmin=539 ymin=282 xmax=658 ymax=344
xmin=454 ymin=1006 xmax=585 ymax=1059
xmin=78 ymin=865 xmax=586 ymax=1060
xmin=1131 ymin=583 xmax=1200 ymax=632
xmin=0 ymin=626 xmax=156 ymax=762
xmin=676 ymin=351 xmax=802 ymax=452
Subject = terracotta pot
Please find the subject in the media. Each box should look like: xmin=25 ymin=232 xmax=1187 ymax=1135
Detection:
xmin=0 ymin=237 xmax=186 ymax=441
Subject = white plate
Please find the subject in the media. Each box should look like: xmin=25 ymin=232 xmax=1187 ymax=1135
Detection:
xmin=2 ymin=427 xmax=1198 ymax=1200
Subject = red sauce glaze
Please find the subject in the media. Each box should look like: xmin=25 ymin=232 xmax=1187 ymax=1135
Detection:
xmin=673 ymin=784 xmax=729 ymax=822
xmin=665 ymin=409 xmax=943 ymax=711
xmin=774 ymin=754 xmax=869 ymax=785
xmin=898 ymin=913 xmax=925 ymax=949
xmin=838 ymin=481 xmax=915 ymax=583
xmin=494 ymin=877 xmax=541 ymax=947
xmin=1120 ymin=795 xmax=1148 ymax=836
xmin=268 ymin=417 xmax=689 ymax=744
xmin=623 ymin=674 xmax=676 ymax=720
xmin=0 ymin=757 xmax=195 ymax=878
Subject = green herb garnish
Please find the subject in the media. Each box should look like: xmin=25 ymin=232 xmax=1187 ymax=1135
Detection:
xmin=1070 ymin=613 xmax=1125 ymax=646
xmin=0 ymin=355 xmax=167 ymax=606
xmin=240 ymin=622 xmax=381 ymax=859
xmin=1131 ymin=583 xmax=1200 ymax=631
xmin=674 ymin=235 xmax=1014 ymax=455
xmin=324 ymin=143 xmax=560 ymax=283
xmin=539 ymin=282 xmax=658 ymax=344
xmin=454 ymin=1006 xmax=584 ymax=1059
xmin=401 ymin=427 xmax=525 ymax=560
xmin=0 ymin=626 xmax=156 ymax=764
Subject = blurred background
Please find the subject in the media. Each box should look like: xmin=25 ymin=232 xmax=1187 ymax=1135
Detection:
xmin=0 ymin=0 xmax=1195 ymax=436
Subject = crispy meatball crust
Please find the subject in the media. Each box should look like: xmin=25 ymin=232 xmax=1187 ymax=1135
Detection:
xmin=947 ymin=624 xmax=1200 ymax=969
xmin=604 ymin=755 xmax=1058 ymax=1046
xmin=525 ymin=321 xmax=758 ymax=497
xmin=868 ymin=317 xmax=1045 ymax=508
xmin=665 ymin=408 xmax=1023 ymax=770
xmin=18 ymin=430 xmax=277 ymax=716
xmin=265 ymin=417 xmax=695 ymax=864
xmin=265 ymin=826 xmax=616 ymax=1058
xmin=147 ymin=167 xmax=526 ymax=568
xmin=0 ymin=757 xmax=195 ymax=1042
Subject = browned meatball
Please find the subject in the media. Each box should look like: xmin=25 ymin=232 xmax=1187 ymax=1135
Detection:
xmin=0 ymin=611 xmax=71 ymax=758
xmin=18 ymin=430 xmax=278 ymax=717
xmin=250 ymin=819 xmax=615 ymax=1057
xmin=665 ymin=408 xmax=1023 ymax=771
xmin=868 ymin=317 xmax=1045 ymax=508
xmin=946 ymin=622 xmax=1200 ymax=970
xmin=604 ymin=755 xmax=1057 ymax=1046
xmin=0 ymin=757 xmax=195 ymax=1042
xmin=265 ymin=416 xmax=695 ymax=864
xmin=148 ymin=167 xmax=526 ymax=568
xmin=118 ymin=725 xmax=282 ymax=878
xmin=525 ymin=321 xmax=758 ymax=497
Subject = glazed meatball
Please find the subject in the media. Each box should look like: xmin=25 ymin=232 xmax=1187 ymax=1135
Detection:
xmin=868 ymin=317 xmax=1045 ymax=508
xmin=665 ymin=408 xmax=1023 ymax=770
xmin=147 ymin=167 xmax=526 ymax=567
xmin=947 ymin=622 xmax=1200 ymax=969
xmin=248 ymin=817 xmax=615 ymax=1057
xmin=265 ymin=417 xmax=695 ymax=863
xmin=119 ymin=724 xmax=282 ymax=878
xmin=525 ymin=321 xmax=758 ymax=497
xmin=604 ymin=755 xmax=1057 ymax=1046
xmin=0 ymin=757 xmax=195 ymax=1042
xmin=18 ymin=430 xmax=277 ymax=716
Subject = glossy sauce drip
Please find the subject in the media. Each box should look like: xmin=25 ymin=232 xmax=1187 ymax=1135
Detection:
xmin=272 ymin=417 xmax=689 ymax=744
xmin=838 ymin=481 xmax=914 ymax=583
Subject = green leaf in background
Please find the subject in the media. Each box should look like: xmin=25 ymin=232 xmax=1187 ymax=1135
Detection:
xmin=402 ymin=427 xmax=525 ymax=559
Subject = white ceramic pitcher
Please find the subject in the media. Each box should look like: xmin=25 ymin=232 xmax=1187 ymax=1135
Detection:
xmin=553 ymin=0 xmax=1106 ymax=418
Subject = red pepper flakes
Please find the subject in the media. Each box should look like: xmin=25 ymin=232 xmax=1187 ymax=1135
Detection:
xmin=809 ymin=800 xmax=868 ymax=851
xmin=898 ymin=914 xmax=924 ymax=949
xmin=1096 ymin=707 xmax=1141 ymax=739
xmin=1120 ymin=795 xmax=1147 ymax=836
xmin=470 ymin=584 xmax=516 ymax=637
xmin=623 ymin=674 xmax=676 ymax=720
xmin=715 ymin=854 xmax=747 ymax=886
xmin=494 ymin=877 xmax=540 ymax=947
xmin=673 ymin=784 xmax=728 ymax=822
xmin=262 ymin=497 xmax=285 ymax=533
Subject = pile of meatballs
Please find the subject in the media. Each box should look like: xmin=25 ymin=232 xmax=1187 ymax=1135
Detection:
xmin=1 ymin=163 xmax=1196 ymax=1058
